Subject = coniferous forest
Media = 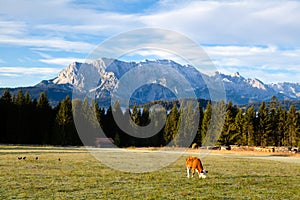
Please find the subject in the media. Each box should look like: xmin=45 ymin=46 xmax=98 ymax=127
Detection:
xmin=0 ymin=89 xmax=299 ymax=147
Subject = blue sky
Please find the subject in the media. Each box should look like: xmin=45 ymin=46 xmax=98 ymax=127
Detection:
xmin=1 ymin=0 xmax=300 ymax=87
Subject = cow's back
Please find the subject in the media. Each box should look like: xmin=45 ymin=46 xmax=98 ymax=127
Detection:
xmin=186 ymin=156 xmax=196 ymax=168
xmin=192 ymin=158 xmax=203 ymax=172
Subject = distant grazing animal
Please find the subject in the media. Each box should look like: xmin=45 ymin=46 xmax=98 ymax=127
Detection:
xmin=36 ymin=157 xmax=39 ymax=160
xmin=58 ymin=158 xmax=61 ymax=161
xmin=22 ymin=157 xmax=26 ymax=160
xmin=18 ymin=157 xmax=22 ymax=160
xmin=186 ymin=156 xmax=208 ymax=178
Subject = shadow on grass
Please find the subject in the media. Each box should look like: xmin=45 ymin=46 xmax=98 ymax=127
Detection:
xmin=269 ymin=154 xmax=291 ymax=157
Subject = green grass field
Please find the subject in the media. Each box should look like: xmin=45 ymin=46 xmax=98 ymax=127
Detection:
xmin=0 ymin=146 xmax=299 ymax=199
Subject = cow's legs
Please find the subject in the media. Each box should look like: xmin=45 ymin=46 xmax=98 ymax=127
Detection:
xmin=186 ymin=167 xmax=191 ymax=178
xmin=195 ymin=169 xmax=201 ymax=178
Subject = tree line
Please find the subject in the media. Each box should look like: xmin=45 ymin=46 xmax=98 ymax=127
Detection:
xmin=217 ymin=97 xmax=300 ymax=147
xmin=0 ymin=89 xmax=299 ymax=147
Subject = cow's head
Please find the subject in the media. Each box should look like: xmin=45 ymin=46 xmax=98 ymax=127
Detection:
xmin=200 ymin=169 xmax=208 ymax=179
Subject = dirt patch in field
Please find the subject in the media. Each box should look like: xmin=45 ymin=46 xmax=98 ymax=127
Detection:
xmin=186 ymin=148 xmax=300 ymax=157
xmin=124 ymin=147 xmax=300 ymax=157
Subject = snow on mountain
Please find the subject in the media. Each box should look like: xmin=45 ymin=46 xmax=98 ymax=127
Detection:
xmin=209 ymin=72 xmax=275 ymax=104
xmin=31 ymin=58 xmax=300 ymax=105
xmin=47 ymin=58 xmax=208 ymax=104
xmin=270 ymin=82 xmax=300 ymax=98
xmin=247 ymin=78 xmax=266 ymax=90
xmin=230 ymin=71 xmax=241 ymax=78
xmin=53 ymin=61 xmax=81 ymax=85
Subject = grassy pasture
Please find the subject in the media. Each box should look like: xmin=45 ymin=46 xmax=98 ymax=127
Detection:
xmin=0 ymin=146 xmax=299 ymax=199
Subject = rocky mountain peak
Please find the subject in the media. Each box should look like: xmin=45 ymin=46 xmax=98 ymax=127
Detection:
xmin=30 ymin=58 xmax=300 ymax=105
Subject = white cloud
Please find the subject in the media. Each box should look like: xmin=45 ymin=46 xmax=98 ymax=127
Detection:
xmin=0 ymin=35 xmax=95 ymax=53
xmin=0 ymin=66 xmax=61 ymax=77
xmin=200 ymin=44 xmax=300 ymax=82
xmin=1 ymin=0 xmax=300 ymax=85
xmin=141 ymin=1 xmax=300 ymax=46
xmin=2 ymin=0 xmax=300 ymax=47
xmin=0 ymin=20 xmax=27 ymax=36
xmin=36 ymin=52 xmax=85 ymax=66
xmin=0 ymin=0 xmax=143 ymax=36
xmin=204 ymin=45 xmax=277 ymax=57
xmin=2 ymin=1 xmax=300 ymax=48
xmin=39 ymin=57 xmax=86 ymax=66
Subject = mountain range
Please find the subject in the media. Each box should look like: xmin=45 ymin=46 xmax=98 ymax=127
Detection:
xmin=2 ymin=58 xmax=300 ymax=106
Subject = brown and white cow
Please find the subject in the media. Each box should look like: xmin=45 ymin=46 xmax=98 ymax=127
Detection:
xmin=186 ymin=156 xmax=208 ymax=178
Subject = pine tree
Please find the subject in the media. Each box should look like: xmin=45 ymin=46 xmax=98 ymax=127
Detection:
xmin=140 ymin=107 xmax=150 ymax=127
xmin=194 ymin=106 xmax=204 ymax=146
xmin=114 ymin=132 xmax=121 ymax=147
xmin=24 ymin=92 xmax=31 ymax=105
xmin=218 ymin=101 xmax=238 ymax=145
xmin=140 ymin=106 xmax=152 ymax=146
xmin=37 ymin=92 xmax=50 ymax=110
xmin=131 ymin=105 xmax=141 ymax=126
xmin=55 ymin=96 xmax=72 ymax=145
xmin=82 ymin=98 xmax=99 ymax=145
xmin=287 ymin=105 xmax=299 ymax=147
xmin=243 ymin=106 xmax=256 ymax=146
xmin=122 ymin=108 xmax=133 ymax=146
xmin=267 ymin=96 xmax=279 ymax=146
xmin=164 ymin=102 xmax=179 ymax=145
xmin=15 ymin=89 xmax=24 ymax=105
xmin=13 ymin=89 xmax=24 ymax=143
xmin=22 ymin=92 xmax=35 ymax=144
xmin=97 ymin=107 xmax=106 ymax=128
xmin=129 ymin=105 xmax=142 ymax=144
xmin=149 ymin=106 xmax=166 ymax=146
xmin=270 ymin=96 xmax=279 ymax=109
xmin=94 ymin=102 xmax=101 ymax=124
xmin=200 ymin=101 xmax=212 ymax=146
xmin=277 ymin=107 xmax=287 ymax=146
xmin=36 ymin=92 xmax=53 ymax=144
xmin=112 ymin=101 xmax=125 ymax=146
xmin=54 ymin=96 xmax=80 ymax=145
xmin=103 ymin=106 xmax=114 ymax=139
xmin=72 ymin=98 xmax=100 ymax=146
xmin=257 ymin=102 xmax=269 ymax=146
xmin=174 ymin=100 xmax=199 ymax=147
xmin=71 ymin=99 xmax=87 ymax=145
xmin=0 ymin=89 xmax=12 ymax=143
xmin=234 ymin=108 xmax=244 ymax=145
xmin=205 ymin=100 xmax=226 ymax=146
xmin=0 ymin=89 xmax=12 ymax=104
